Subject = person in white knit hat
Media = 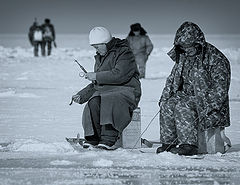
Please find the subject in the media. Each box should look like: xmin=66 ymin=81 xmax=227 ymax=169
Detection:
xmin=71 ymin=27 xmax=141 ymax=150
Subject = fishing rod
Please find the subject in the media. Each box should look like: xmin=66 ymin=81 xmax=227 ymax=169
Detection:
xmin=69 ymin=59 xmax=88 ymax=105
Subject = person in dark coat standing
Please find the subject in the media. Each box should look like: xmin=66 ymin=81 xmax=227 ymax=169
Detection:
xmin=28 ymin=20 xmax=43 ymax=57
xmin=71 ymin=27 xmax=141 ymax=150
xmin=28 ymin=20 xmax=38 ymax=46
xmin=41 ymin=18 xmax=56 ymax=56
xmin=126 ymin=23 xmax=153 ymax=79
xmin=157 ymin=22 xmax=231 ymax=156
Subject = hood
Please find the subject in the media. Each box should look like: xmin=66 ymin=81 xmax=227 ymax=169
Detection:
xmin=168 ymin=21 xmax=206 ymax=62
xmin=106 ymin=37 xmax=129 ymax=51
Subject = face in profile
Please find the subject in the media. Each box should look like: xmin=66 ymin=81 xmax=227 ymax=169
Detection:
xmin=92 ymin=44 xmax=107 ymax=56
xmin=180 ymin=45 xmax=197 ymax=56
xmin=133 ymin=31 xmax=140 ymax=36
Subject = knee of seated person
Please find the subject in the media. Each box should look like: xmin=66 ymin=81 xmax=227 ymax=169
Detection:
xmin=161 ymin=100 xmax=174 ymax=111
xmin=175 ymin=101 xmax=186 ymax=111
xmin=88 ymin=97 xmax=100 ymax=109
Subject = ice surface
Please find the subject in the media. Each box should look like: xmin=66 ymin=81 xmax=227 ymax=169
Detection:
xmin=50 ymin=160 xmax=76 ymax=166
xmin=93 ymin=158 xmax=114 ymax=167
xmin=0 ymin=34 xmax=240 ymax=184
xmin=0 ymin=89 xmax=40 ymax=98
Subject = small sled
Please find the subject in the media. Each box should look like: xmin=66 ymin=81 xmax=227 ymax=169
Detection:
xmin=66 ymin=133 xmax=160 ymax=152
xmin=65 ymin=134 xmax=86 ymax=152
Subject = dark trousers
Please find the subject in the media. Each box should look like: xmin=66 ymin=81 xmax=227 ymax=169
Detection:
xmin=86 ymin=96 xmax=119 ymax=145
xmin=33 ymin=41 xmax=43 ymax=57
xmin=42 ymin=40 xmax=52 ymax=56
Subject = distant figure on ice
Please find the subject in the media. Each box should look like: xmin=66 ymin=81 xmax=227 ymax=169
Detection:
xmin=28 ymin=20 xmax=43 ymax=57
xmin=41 ymin=18 xmax=56 ymax=56
xmin=126 ymin=23 xmax=153 ymax=79
xmin=157 ymin=22 xmax=231 ymax=156
xmin=71 ymin=27 xmax=141 ymax=150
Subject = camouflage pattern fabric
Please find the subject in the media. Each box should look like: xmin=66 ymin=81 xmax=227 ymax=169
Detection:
xmin=159 ymin=22 xmax=231 ymax=145
xmin=160 ymin=93 xmax=198 ymax=146
xmin=174 ymin=22 xmax=205 ymax=47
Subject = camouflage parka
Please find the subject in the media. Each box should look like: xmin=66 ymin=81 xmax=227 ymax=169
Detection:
xmin=160 ymin=22 xmax=231 ymax=131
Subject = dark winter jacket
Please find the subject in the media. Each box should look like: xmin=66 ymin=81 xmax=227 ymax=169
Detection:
xmin=28 ymin=23 xmax=38 ymax=45
xmin=41 ymin=23 xmax=55 ymax=41
xmin=160 ymin=22 xmax=231 ymax=131
xmin=77 ymin=37 xmax=141 ymax=135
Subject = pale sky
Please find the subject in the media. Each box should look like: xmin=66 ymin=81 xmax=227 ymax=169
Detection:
xmin=0 ymin=0 xmax=239 ymax=34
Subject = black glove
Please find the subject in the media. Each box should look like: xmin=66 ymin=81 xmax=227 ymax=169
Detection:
xmin=72 ymin=94 xmax=82 ymax=104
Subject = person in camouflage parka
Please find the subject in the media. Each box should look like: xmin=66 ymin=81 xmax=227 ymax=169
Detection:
xmin=157 ymin=22 xmax=231 ymax=155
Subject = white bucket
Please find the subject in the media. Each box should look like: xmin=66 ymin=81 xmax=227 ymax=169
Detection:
xmin=120 ymin=107 xmax=141 ymax=149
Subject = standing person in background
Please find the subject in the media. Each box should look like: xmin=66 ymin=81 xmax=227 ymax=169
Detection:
xmin=126 ymin=23 xmax=153 ymax=79
xmin=28 ymin=19 xmax=43 ymax=57
xmin=41 ymin=18 xmax=56 ymax=56
xmin=28 ymin=19 xmax=38 ymax=47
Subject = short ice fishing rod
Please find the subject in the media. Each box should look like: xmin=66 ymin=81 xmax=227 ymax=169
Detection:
xmin=74 ymin=59 xmax=88 ymax=74
xmin=69 ymin=59 xmax=88 ymax=105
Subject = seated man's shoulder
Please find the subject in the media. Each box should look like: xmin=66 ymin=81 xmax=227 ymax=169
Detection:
xmin=115 ymin=39 xmax=132 ymax=53
xmin=206 ymin=43 xmax=229 ymax=64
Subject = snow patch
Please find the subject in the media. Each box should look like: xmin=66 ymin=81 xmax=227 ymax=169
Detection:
xmin=0 ymin=90 xmax=15 ymax=97
xmin=222 ymin=48 xmax=240 ymax=63
xmin=17 ymin=92 xmax=39 ymax=98
xmin=93 ymin=159 xmax=114 ymax=167
xmin=0 ymin=89 xmax=39 ymax=98
xmin=146 ymin=71 xmax=169 ymax=79
xmin=50 ymin=160 xmax=75 ymax=166
xmin=9 ymin=139 xmax=75 ymax=153
xmin=16 ymin=76 xmax=28 ymax=80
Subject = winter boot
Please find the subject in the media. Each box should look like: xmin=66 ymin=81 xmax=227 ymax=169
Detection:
xmin=170 ymin=144 xmax=198 ymax=156
xmin=82 ymin=140 xmax=98 ymax=149
xmin=156 ymin=143 xmax=176 ymax=154
xmin=98 ymin=124 xmax=119 ymax=150
xmin=97 ymin=143 xmax=118 ymax=150
xmin=83 ymin=135 xmax=99 ymax=149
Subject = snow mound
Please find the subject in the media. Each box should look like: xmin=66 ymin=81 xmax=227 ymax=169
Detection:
xmin=93 ymin=159 xmax=114 ymax=167
xmin=8 ymin=139 xmax=75 ymax=153
xmin=0 ymin=46 xmax=32 ymax=59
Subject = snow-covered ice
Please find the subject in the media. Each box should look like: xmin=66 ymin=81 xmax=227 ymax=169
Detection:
xmin=93 ymin=159 xmax=114 ymax=167
xmin=0 ymin=34 xmax=240 ymax=184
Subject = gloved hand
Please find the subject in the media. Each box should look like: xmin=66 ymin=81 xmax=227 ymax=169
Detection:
xmin=85 ymin=72 xmax=96 ymax=81
xmin=158 ymin=96 xmax=165 ymax=107
xmin=72 ymin=94 xmax=82 ymax=104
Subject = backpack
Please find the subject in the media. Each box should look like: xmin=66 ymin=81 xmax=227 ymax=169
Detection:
xmin=33 ymin=30 xmax=43 ymax=41
xmin=43 ymin=25 xmax=53 ymax=40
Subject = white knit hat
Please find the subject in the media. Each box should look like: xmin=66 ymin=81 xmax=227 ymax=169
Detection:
xmin=89 ymin=27 xmax=112 ymax=45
